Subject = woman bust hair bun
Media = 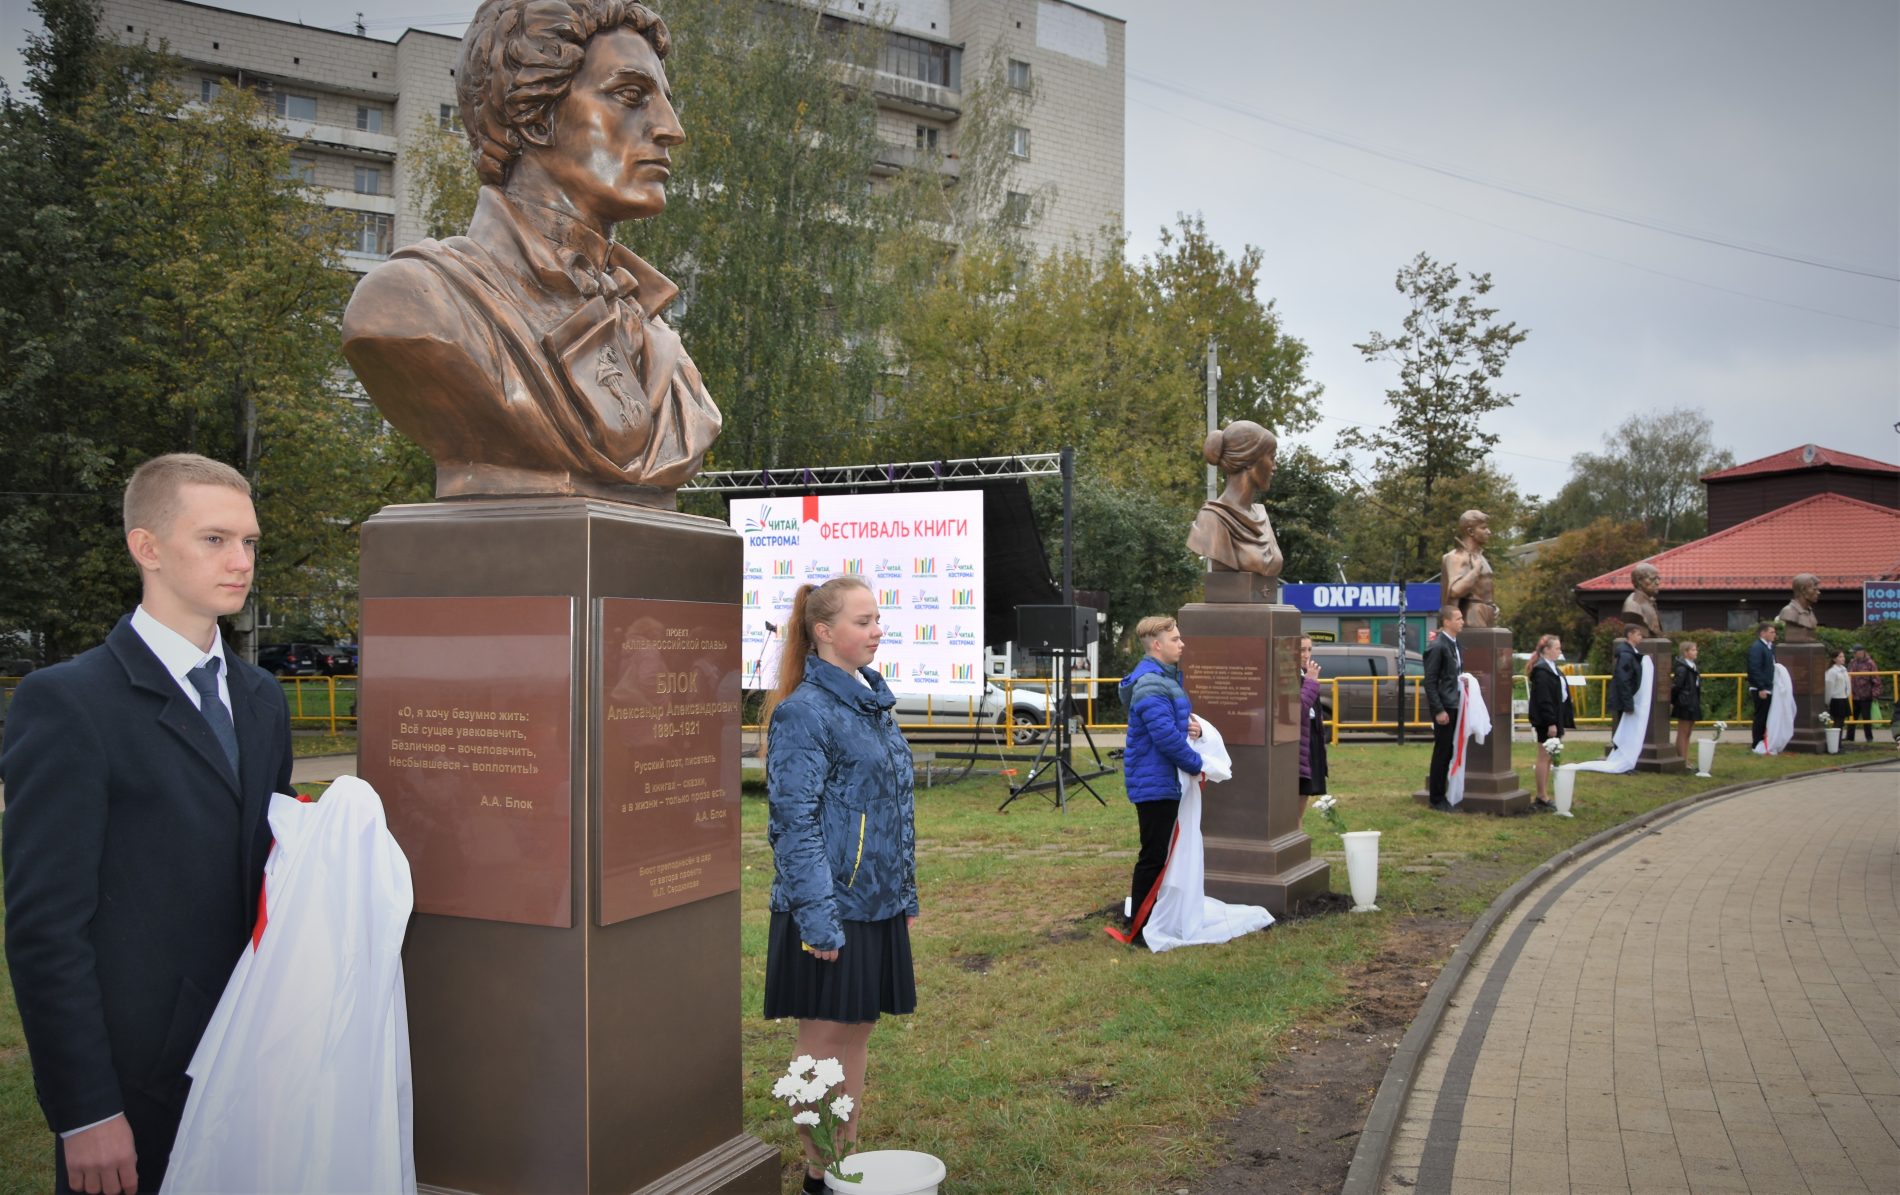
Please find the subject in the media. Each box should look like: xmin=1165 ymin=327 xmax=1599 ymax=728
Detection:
xmin=1202 ymin=422 xmax=1275 ymax=473
xmin=1187 ymin=420 xmax=1283 ymax=580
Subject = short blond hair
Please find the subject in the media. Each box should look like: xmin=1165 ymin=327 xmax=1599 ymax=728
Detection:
xmin=1135 ymin=616 xmax=1177 ymax=646
xmin=123 ymin=453 xmax=250 ymax=538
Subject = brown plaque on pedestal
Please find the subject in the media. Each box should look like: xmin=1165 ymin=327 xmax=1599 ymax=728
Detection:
xmin=1411 ymin=627 xmax=1531 ymax=814
xmin=361 ymin=596 xmax=574 ymax=927
xmin=1181 ymin=636 xmax=1269 ymax=747
xmin=597 ymin=598 xmax=743 ymax=925
xmin=1778 ymin=641 xmax=1829 ymax=754
xmin=1634 ymin=638 xmax=1686 ymax=773
xmin=1177 ymin=603 xmax=1330 ymax=916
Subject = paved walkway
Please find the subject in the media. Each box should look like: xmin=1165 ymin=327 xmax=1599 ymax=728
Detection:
xmin=1384 ymin=765 xmax=1900 ymax=1194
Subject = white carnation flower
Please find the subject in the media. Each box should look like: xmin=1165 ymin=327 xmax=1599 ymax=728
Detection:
xmin=813 ymin=1057 xmax=847 ymax=1089
xmin=772 ymin=1075 xmax=803 ymax=1103
xmin=792 ymin=1110 xmax=820 ymax=1127
xmin=791 ymin=1054 xmax=817 ymax=1077
xmin=829 ymin=1094 xmax=855 ymax=1121
xmin=799 ymin=1079 xmax=830 ymax=1105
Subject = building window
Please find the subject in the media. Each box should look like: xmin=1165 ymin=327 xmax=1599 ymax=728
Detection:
xmin=1008 ymin=58 xmax=1031 ymax=91
xmin=438 ymin=103 xmax=461 ymax=132
xmin=199 ymin=78 xmax=221 ymax=103
xmin=914 ymin=125 xmax=939 ymax=152
xmin=881 ymin=32 xmax=958 ymax=88
xmin=354 ymin=165 xmax=384 ymax=196
xmin=283 ymin=155 xmax=317 ymax=185
xmin=1003 ymin=191 xmax=1030 ymax=226
xmin=346 ymin=211 xmax=394 ymax=256
xmin=356 ymin=106 xmax=383 ymax=133
xmin=272 ymin=92 xmax=317 ymax=121
xmin=1008 ymin=125 xmax=1030 ymax=159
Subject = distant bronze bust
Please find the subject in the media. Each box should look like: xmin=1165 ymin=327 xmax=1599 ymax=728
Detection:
xmin=1187 ymin=421 xmax=1283 ymax=578
xmin=1621 ymin=562 xmax=1661 ymax=635
xmin=341 ymin=0 xmax=719 ymax=503
xmin=1777 ymin=572 xmax=1821 ymax=642
xmin=1440 ymin=510 xmax=1497 ymax=629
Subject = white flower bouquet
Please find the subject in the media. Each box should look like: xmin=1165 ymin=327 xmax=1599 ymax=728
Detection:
xmin=1818 ymin=711 xmax=1834 ymax=728
xmin=1541 ymin=736 xmax=1564 ymax=760
xmin=1706 ymin=721 xmax=1727 ymax=743
xmin=1313 ymin=793 xmax=1347 ymax=834
xmin=772 ymin=1055 xmax=859 ymax=1184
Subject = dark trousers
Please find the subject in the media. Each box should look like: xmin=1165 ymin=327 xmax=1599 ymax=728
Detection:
xmin=1829 ymin=698 xmax=1850 ymax=741
xmin=1128 ymin=798 xmax=1180 ymax=930
xmin=1849 ymin=696 xmax=1875 ymax=741
xmin=1752 ymin=693 xmax=1772 ymax=747
xmin=1428 ymin=715 xmax=1457 ymax=805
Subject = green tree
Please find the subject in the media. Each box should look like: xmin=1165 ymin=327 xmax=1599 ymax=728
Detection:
xmin=1260 ymin=446 xmax=1345 ymax=583
xmin=1527 ymin=406 xmax=1734 ymax=544
xmin=1338 ymin=462 xmax=1525 ymax=587
xmin=0 ymin=0 xmax=420 ymax=660
xmin=1340 ymin=252 xmax=1529 ymax=579
xmin=1497 ymin=517 xmax=1657 ymax=652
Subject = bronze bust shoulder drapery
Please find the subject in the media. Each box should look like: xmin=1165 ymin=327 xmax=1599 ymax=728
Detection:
xmin=340 ymin=0 xmax=719 ymax=503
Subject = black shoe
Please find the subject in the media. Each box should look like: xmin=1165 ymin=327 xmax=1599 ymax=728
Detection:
xmin=1429 ymin=799 xmax=1451 ymax=811
xmin=803 ymin=1172 xmax=828 ymax=1193
xmin=1532 ymin=799 xmax=1555 ymax=813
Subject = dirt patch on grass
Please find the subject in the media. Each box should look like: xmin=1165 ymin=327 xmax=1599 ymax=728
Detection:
xmin=1186 ymin=915 xmax=1467 ymax=1195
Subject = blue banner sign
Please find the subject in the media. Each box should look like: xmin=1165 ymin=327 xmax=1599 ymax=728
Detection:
xmin=1281 ymin=583 xmax=1443 ymax=614
xmin=1865 ymin=581 xmax=1900 ymax=624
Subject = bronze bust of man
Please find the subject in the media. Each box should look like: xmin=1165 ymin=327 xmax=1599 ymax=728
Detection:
xmin=1621 ymin=562 xmax=1662 ymax=635
xmin=341 ymin=0 xmax=719 ymax=503
xmin=1777 ymin=573 xmax=1822 ymax=642
xmin=1440 ymin=509 xmax=1497 ymax=629
xmin=1186 ymin=420 xmax=1284 ymax=578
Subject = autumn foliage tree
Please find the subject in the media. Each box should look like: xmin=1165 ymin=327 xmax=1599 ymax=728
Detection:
xmin=1498 ymin=518 xmax=1659 ymax=652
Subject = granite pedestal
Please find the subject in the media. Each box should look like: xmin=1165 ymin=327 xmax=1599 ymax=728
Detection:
xmin=1410 ymin=627 xmax=1531 ymax=814
xmin=1778 ymin=640 xmax=1829 ymax=755
xmin=359 ymin=498 xmax=776 ymax=1195
xmin=1634 ymin=638 xmax=1686 ymax=773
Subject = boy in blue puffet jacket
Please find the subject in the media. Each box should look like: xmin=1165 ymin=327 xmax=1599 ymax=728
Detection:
xmin=766 ymin=655 xmax=919 ymax=953
xmin=1112 ymin=615 xmax=1203 ymax=943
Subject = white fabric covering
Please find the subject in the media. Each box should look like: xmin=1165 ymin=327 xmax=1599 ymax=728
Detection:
xmin=167 ymin=776 xmax=416 ymax=1194
xmin=1445 ymin=673 xmax=1492 ymax=807
xmin=1754 ymin=662 xmax=1795 ymax=756
xmin=1569 ymin=656 xmax=1654 ymax=777
xmin=1143 ymin=719 xmax=1275 ymax=952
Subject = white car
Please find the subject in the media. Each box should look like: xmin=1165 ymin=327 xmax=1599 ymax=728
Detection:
xmin=892 ymin=681 xmax=1051 ymax=745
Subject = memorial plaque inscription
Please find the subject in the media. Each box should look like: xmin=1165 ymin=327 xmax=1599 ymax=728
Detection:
xmin=361 ymin=596 xmax=574 ymax=927
xmin=597 ymin=598 xmax=743 ymax=925
xmin=1183 ymin=636 xmax=1269 ymax=747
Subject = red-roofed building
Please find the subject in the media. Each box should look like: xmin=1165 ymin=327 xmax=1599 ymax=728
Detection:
xmin=1576 ymin=493 xmax=1900 ymax=631
xmin=1702 ymin=443 xmax=1899 ymax=534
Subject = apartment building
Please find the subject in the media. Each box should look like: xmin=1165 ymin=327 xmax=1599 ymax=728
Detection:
xmin=100 ymin=0 xmax=1125 ymax=262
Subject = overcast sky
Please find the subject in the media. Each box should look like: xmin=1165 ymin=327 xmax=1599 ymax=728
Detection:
xmin=6 ymin=0 xmax=1897 ymax=501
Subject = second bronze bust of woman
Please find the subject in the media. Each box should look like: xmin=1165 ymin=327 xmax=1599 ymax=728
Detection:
xmin=1187 ymin=421 xmax=1284 ymax=578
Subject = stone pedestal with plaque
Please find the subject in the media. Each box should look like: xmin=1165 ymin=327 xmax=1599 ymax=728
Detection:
xmin=358 ymin=498 xmax=776 ymax=1195
xmin=1177 ymin=574 xmax=1330 ymax=916
xmin=1634 ymin=638 xmax=1686 ymax=773
xmin=1778 ymin=641 xmax=1829 ymax=754
xmin=1411 ymin=627 xmax=1531 ymax=814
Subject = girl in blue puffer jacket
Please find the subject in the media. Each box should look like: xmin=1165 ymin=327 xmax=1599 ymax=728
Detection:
xmin=763 ymin=576 xmax=917 ymax=1191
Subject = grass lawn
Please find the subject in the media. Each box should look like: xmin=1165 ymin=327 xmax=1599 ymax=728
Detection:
xmin=0 ymin=740 xmax=1856 ymax=1192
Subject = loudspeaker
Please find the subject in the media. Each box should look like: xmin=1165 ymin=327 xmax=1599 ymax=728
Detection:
xmin=1016 ymin=605 xmax=1097 ymax=653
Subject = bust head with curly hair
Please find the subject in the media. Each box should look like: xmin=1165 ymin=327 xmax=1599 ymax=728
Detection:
xmin=458 ymin=0 xmax=681 ymax=230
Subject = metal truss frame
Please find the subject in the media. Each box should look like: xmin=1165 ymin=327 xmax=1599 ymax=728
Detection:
xmin=683 ymin=453 xmax=1062 ymax=494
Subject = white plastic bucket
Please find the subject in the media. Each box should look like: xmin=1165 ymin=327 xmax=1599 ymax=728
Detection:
xmin=1696 ymin=739 xmax=1715 ymax=777
xmin=1553 ymin=766 xmax=1576 ymax=818
xmin=825 ymin=1150 xmax=947 ymax=1195
xmin=1342 ymin=830 xmax=1380 ymax=912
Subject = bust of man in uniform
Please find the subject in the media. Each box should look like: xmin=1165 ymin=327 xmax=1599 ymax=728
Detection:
xmin=1777 ymin=573 xmax=1821 ymax=642
xmin=1440 ymin=509 xmax=1498 ymax=629
xmin=1621 ymin=562 xmax=1662 ymax=635
xmin=341 ymin=0 xmax=720 ymax=504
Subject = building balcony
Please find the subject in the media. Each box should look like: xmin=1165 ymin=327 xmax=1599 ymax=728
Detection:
xmin=839 ymin=63 xmax=962 ymax=118
xmin=871 ymin=142 xmax=962 ymax=181
xmin=278 ymin=118 xmax=398 ymax=159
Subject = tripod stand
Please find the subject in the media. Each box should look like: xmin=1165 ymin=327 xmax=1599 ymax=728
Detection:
xmin=999 ymin=647 xmax=1114 ymax=812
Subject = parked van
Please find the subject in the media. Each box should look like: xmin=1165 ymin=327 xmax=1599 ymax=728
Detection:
xmin=1310 ymin=644 xmax=1424 ymax=732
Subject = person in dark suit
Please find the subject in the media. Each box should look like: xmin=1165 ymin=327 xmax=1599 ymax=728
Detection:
xmin=1746 ymin=621 xmax=1778 ymax=747
xmin=1424 ymin=606 xmax=1466 ymax=810
xmin=2 ymin=454 xmax=292 ymax=1195
xmin=1670 ymin=640 xmax=1703 ymax=761
xmin=1526 ymin=634 xmax=1575 ymax=811
xmin=1607 ymin=622 xmax=1646 ymax=738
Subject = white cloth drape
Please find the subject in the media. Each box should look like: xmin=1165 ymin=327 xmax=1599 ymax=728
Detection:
xmin=167 ymin=776 xmax=416 ymax=1194
xmin=1445 ymin=673 xmax=1492 ymax=807
xmin=1143 ymin=719 xmax=1275 ymax=953
xmin=1754 ymin=662 xmax=1795 ymax=756
xmin=1570 ymin=656 xmax=1654 ymax=777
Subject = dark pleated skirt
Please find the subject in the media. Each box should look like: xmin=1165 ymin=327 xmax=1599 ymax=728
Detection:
xmin=763 ymin=909 xmax=916 ymax=1024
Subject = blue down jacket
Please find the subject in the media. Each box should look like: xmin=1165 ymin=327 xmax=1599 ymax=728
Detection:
xmin=766 ymin=656 xmax=918 ymax=951
xmin=1119 ymin=657 xmax=1203 ymax=804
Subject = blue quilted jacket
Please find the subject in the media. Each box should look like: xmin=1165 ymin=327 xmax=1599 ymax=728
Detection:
xmin=1119 ymin=657 xmax=1203 ymax=804
xmin=766 ymin=656 xmax=918 ymax=951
